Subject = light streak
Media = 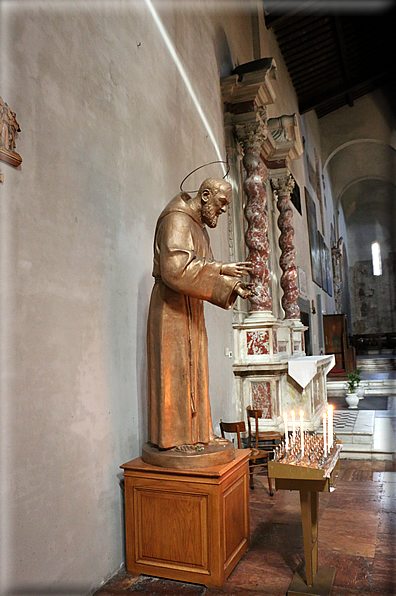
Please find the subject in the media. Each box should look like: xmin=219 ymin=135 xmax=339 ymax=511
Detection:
xmin=143 ymin=0 xmax=225 ymax=172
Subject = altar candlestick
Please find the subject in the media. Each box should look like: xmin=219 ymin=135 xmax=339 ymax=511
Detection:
xmin=328 ymin=404 xmax=333 ymax=449
xmin=291 ymin=410 xmax=296 ymax=442
xmin=300 ymin=410 xmax=304 ymax=456
xmin=323 ymin=412 xmax=327 ymax=457
xmin=283 ymin=413 xmax=289 ymax=450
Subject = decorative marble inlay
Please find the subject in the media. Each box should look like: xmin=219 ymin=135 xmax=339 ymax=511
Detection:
xmin=251 ymin=381 xmax=272 ymax=418
xmin=247 ymin=330 xmax=269 ymax=355
xmin=273 ymin=330 xmax=278 ymax=354
xmin=293 ymin=340 xmax=301 ymax=354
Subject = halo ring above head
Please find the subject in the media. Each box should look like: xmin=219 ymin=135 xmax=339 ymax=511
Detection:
xmin=180 ymin=160 xmax=230 ymax=194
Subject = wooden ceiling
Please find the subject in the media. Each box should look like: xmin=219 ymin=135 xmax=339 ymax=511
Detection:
xmin=264 ymin=1 xmax=395 ymax=118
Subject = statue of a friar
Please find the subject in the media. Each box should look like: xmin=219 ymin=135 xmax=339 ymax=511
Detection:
xmin=146 ymin=178 xmax=254 ymax=456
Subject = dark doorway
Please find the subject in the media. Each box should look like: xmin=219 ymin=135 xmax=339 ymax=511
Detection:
xmin=300 ymin=311 xmax=311 ymax=355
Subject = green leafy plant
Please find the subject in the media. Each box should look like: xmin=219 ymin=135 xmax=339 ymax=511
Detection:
xmin=347 ymin=368 xmax=362 ymax=393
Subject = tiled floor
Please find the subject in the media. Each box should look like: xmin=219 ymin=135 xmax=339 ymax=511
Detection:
xmin=94 ymin=460 xmax=396 ymax=596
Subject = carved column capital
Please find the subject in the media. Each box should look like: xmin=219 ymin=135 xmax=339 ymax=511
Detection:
xmin=235 ymin=110 xmax=268 ymax=155
xmin=271 ymin=174 xmax=295 ymax=196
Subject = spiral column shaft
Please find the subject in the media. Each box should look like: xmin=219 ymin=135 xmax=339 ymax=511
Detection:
xmin=272 ymin=175 xmax=300 ymax=320
xmin=238 ymin=121 xmax=272 ymax=312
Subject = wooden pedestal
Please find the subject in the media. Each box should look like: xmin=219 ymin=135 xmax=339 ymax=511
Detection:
xmin=121 ymin=449 xmax=250 ymax=589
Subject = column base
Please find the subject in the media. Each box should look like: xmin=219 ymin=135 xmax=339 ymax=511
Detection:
xmin=288 ymin=565 xmax=336 ymax=596
xmin=245 ymin=310 xmax=277 ymax=323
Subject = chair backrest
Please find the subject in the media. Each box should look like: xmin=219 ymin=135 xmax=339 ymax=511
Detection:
xmin=220 ymin=420 xmax=246 ymax=449
xmin=246 ymin=406 xmax=262 ymax=449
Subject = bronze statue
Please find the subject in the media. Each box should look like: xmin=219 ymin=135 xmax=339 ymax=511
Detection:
xmin=147 ymin=178 xmax=253 ymax=452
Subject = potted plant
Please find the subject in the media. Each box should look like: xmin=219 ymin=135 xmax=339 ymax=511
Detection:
xmin=354 ymin=368 xmax=365 ymax=399
xmin=345 ymin=371 xmax=359 ymax=409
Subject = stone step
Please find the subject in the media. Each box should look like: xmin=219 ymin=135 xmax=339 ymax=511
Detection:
xmin=327 ymin=378 xmax=396 ymax=397
xmin=357 ymin=357 xmax=396 ymax=371
xmin=318 ymin=411 xmax=395 ymax=460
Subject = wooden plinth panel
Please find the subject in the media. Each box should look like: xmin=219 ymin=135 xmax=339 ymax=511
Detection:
xmin=121 ymin=450 xmax=250 ymax=589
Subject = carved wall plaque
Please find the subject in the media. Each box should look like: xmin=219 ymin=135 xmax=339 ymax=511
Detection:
xmin=0 ymin=97 xmax=22 ymax=167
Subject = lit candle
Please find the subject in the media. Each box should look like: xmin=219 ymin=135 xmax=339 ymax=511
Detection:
xmin=328 ymin=405 xmax=333 ymax=449
xmin=283 ymin=412 xmax=289 ymax=450
xmin=291 ymin=410 xmax=296 ymax=443
xmin=300 ymin=410 xmax=304 ymax=456
xmin=323 ymin=412 xmax=327 ymax=457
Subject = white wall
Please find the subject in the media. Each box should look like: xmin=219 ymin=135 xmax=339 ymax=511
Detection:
xmin=0 ymin=3 xmax=254 ymax=594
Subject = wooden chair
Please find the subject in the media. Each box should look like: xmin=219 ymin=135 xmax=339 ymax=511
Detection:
xmin=220 ymin=419 xmax=274 ymax=495
xmin=246 ymin=406 xmax=282 ymax=453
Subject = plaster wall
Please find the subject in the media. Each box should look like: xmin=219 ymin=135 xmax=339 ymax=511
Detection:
xmin=0 ymin=3 xmax=255 ymax=594
xmin=320 ymin=89 xmax=396 ymax=164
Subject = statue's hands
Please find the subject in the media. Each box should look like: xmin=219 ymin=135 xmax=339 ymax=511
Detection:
xmin=235 ymin=282 xmax=256 ymax=299
xmin=221 ymin=262 xmax=252 ymax=278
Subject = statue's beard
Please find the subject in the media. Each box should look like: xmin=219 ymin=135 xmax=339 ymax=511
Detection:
xmin=202 ymin=201 xmax=218 ymax=228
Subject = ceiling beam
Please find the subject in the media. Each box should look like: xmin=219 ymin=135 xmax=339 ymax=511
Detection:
xmin=333 ymin=16 xmax=354 ymax=106
xmin=264 ymin=0 xmax=317 ymax=29
xmin=299 ymin=73 xmax=387 ymax=114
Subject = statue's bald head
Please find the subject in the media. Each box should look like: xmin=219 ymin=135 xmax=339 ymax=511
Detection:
xmin=197 ymin=178 xmax=232 ymax=228
xmin=198 ymin=177 xmax=232 ymax=197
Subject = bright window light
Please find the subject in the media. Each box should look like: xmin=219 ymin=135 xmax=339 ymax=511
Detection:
xmin=371 ymin=242 xmax=382 ymax=276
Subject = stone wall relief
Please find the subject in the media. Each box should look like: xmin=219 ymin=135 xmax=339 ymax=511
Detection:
xmin=332 ymin=237 xmax=343 ymax=314
xmin=0 ymin=97 xmax=22 ymax=181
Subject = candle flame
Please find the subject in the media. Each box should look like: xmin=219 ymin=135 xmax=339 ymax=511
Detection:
xmin=299 ymin=410 xmax=304 ymax=417
xmin=291 ymin=410 xmax=295 ymax=417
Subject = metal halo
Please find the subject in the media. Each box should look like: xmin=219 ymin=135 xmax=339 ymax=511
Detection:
xmin=180 ymin=160 xmax=230 ymax=194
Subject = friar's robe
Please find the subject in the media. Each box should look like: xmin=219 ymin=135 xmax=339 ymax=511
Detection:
xmin=147 ymin=192 xmax=239 ymax=449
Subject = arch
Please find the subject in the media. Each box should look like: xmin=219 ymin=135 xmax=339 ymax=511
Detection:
xmin=325 ymin=140 xmax=396 ymax=209
xmin=323 ymin=138 xmax=396 ymax=173
xmin=337 ymin=175 xmax=396 ymax=209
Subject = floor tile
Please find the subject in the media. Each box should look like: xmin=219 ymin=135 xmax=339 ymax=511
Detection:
xmin=319 ymin=509 xmax=378 ymax=557
xmin=127 ymin=576 xmax=205 ymax=594
xmin=370 ymin=553 xmax=396 ymax=594
xmin=319 ymin=550 xmax=372 ymax=591
xmin=330 ymin=588 xmax=370 ymax=596
xmin=375 ymin=532 xmax=396 ymax=556
xmin=325 ymin=482 xmax=381 ymax=512
xmin=377 ymin=510 xmax=396 ymax=534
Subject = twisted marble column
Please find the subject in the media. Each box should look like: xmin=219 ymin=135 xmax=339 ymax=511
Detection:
xmin=237 ymin=118 xmax=271 ymax=312
xmin=332 ymin=237 xmax=343 ymax=314
xmin=272 ymin=175 xmax=300 ymax=320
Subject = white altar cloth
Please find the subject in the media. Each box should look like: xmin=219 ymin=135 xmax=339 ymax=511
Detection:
xmin=287 ymin=354 xmax=335 ymax=389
